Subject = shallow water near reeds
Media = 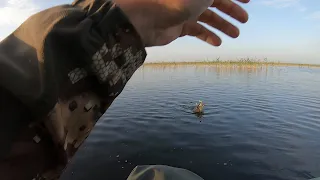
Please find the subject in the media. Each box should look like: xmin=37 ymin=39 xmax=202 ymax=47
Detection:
xmin=61 ymin=65 xmax=320 ymax=180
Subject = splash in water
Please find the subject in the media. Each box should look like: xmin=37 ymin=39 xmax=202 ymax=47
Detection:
xmin=193 ymin=100 xmax=204 ymax=114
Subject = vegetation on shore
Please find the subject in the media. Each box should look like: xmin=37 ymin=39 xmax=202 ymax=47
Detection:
xmin=143 ymin=58 xmax=320 ymax=67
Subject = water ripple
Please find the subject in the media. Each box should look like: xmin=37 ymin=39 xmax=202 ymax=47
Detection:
xmin=62 ymin=66 xmax=320 ymax=180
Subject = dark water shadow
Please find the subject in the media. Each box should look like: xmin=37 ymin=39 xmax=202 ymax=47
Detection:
xmin=193 ymin=112 xmax=204 ymax=120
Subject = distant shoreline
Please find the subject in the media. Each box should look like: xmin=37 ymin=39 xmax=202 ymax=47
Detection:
xmin=143 ymin=61 xmax=320 ymax=67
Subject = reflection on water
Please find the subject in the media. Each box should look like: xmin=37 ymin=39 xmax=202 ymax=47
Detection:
xmin=61 ymin=65 xmax=320 ymax=180
xmin=194 ymin=112 xmax=204 ymax=120
xmin=141 ymin=64 xmax=291 ymax=76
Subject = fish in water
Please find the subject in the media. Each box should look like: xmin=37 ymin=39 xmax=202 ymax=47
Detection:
xmin=193 ymin=100 xmax=204 ymax=114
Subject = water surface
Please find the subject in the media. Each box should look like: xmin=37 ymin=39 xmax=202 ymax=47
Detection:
xmin=61 ymin=65 xmax=320 ymax=180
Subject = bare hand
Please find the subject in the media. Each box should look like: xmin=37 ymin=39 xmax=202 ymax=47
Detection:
xmin=115 ymin=0 xmax=250 ymax=47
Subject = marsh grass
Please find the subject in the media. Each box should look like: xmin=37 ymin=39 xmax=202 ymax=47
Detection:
xmin=143 ymin=58 xmax=320 ymax=68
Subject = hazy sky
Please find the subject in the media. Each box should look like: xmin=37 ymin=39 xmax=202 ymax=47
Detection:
xmin=0 ymin=0 xmax=319 ymax=64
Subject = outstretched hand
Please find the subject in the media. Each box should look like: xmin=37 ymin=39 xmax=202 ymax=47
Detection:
xmin=115 ymin=0 xmax=250 ymax=47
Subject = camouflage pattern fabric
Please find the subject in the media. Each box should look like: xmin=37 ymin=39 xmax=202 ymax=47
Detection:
xmin=0 ymin=0 xmax=146 ymax=179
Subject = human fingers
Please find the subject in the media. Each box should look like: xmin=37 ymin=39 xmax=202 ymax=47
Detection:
xmin=180 ymin=21 xmax=222 ymax=46
xmin=234 ymin=0 xmax=250 ymax=3
xmin=199 ymin=9 xmax=239 ymax=38
xmin=211 ymin=0 xmax=249 ymax=23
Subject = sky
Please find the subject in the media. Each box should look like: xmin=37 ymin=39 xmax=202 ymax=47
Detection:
xmin=0 ymin=0 xmax=319 ymax=64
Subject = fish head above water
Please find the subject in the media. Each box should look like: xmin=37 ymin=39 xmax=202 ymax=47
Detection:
xmin=198 ymin=101 xmax=204 ymax=107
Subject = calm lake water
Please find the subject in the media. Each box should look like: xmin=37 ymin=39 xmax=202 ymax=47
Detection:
xmin=61 ymin=65 xmax=320 ymax=180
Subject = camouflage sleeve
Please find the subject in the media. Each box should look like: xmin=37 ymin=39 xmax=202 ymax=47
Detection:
xmin=0 ymin=0 xmax=146 ymax=179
